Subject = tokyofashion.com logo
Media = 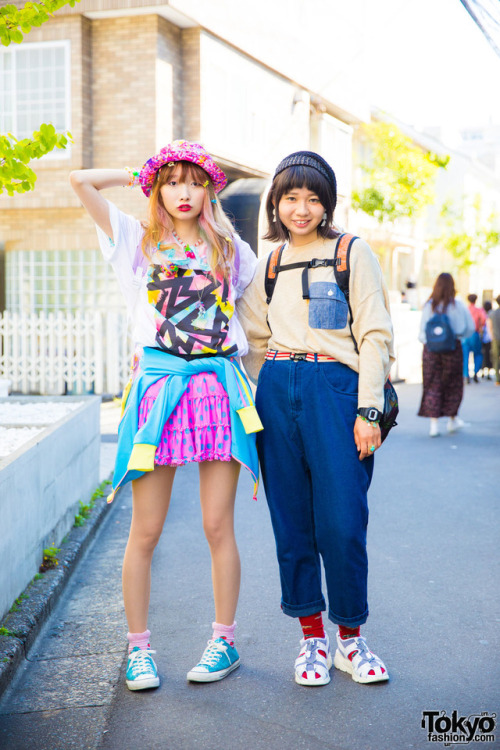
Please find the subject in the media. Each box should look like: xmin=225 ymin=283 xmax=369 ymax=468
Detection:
xmin=422 ymin=710 xmax=496 ymax=745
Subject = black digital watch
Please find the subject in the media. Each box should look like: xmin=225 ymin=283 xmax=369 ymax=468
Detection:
xmin=357 ymin=407 xmax=383 ymax=423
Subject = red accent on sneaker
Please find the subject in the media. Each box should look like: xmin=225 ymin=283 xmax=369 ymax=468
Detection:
xmin=318 ymin=649 xmax=327 ymax=659
xmin=368 ymin=669 xmax=375 ymax=675
xmin=299 ymin=612 xmax=325 ymax=640
xmin=348 ymin=649 xmax=359 ymax=662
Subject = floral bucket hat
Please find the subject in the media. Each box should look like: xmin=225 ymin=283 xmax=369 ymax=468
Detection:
xmin=139 ymin=140 xmax=227 ymax=197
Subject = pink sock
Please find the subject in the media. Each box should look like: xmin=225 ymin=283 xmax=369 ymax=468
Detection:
xmin=127 ymin=629 xmax=151 ymax=653
xmin=212 ymin=621 xmax=236 ymax=645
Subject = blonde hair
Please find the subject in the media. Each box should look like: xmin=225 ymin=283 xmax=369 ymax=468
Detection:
xmin=141 ymin=161 xmax=235 ymax=280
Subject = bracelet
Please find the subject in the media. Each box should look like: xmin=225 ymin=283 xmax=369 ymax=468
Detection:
xmin=124 ymin=166 xmax=140 ymax=187
xmin=357 ymin=415 xmax=380 ymax=425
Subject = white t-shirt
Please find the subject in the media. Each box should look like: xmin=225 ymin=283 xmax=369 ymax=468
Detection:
xmin=96 ymin=201 xmax=258 ymax=357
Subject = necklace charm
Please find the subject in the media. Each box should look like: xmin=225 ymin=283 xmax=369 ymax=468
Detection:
xmin=193 ymin=301 xmax=208 ymax=330
xmin=172 ymin=229 xmax=203 ymax=253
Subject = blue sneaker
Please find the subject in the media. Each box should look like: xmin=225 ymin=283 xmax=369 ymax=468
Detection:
xmin=187 ymin=638 xmax=240 ymax=682
xmin=126 ymin=647 xmax=160 ymax=691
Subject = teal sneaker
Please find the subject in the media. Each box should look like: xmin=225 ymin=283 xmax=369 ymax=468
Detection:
xmin=187 ymin=638 xmax=240 ymax=682
xmin=126 ymin=647 xmax=160 ymax=691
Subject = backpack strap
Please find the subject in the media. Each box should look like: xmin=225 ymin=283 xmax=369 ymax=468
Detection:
xmin=265 ymin=245 xmax=338 ymax=303
xmin=334 ymin=233 xmax=359 ymax=354
xmin=299 ymin=258 xmax=337 ymax=299
xmin=333 ymin=233 xmax=357 ymax=299
xmin=264 ymin=234 xmax=360 ymax=354
xmin=264 ymin=244 xmax=286 ymax=304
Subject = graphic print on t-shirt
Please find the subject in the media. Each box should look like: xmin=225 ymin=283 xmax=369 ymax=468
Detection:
xmin=146 ymin=263 xmax=237 ymax=357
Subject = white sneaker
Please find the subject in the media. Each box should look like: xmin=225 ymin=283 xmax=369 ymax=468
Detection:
xmin=294 ymin=636 xmax=332 ymax=686
xmin=429 ymin=420 xmax=440 ymax=437
xmin=447 ymin=417 xmax=467 ymax=433
xmin=334 ymin=633 xmax=389 ymax=684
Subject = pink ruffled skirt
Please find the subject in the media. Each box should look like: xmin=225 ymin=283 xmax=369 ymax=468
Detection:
xmin=137 ymin=372 xmax=232 ymax=466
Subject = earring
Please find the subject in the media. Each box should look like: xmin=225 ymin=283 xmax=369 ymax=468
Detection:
xmin=272 ymin=207 xmax=276 ymax=223
xmin=320 ymin=212 xmax=327 ymax=227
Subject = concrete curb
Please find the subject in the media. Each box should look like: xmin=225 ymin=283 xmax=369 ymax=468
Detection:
xmin=0 ymin=482 xmax=116 ymax=700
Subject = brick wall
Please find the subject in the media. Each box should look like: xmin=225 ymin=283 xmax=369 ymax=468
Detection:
xmin=0 ymin=13 xmax=187 ymax=252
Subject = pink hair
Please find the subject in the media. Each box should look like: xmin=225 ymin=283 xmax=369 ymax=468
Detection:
xmin=141 ymin=161 xmax=235 ymax=280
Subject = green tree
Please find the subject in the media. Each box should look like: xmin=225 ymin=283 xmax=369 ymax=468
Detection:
xmin=352 ymin=121 xmax=449 ymax=223
xmin=0 ymin=0 xmax=79 ymax=194
xmin=431 ymin=196 xmax=500 ymax=272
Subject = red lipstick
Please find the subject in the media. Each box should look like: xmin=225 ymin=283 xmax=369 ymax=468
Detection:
xmin=178 ymin=204 xmax=192 ymax=212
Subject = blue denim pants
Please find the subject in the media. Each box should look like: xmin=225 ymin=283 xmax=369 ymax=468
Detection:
xmin=255 ymin=357 xmax=373 ymax=627
xmin=462 ymin=332 xmax=482 ymax=377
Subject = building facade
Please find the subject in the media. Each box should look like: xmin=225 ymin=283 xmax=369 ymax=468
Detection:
xmin=0 ymin=0 xmax=361 ymax=317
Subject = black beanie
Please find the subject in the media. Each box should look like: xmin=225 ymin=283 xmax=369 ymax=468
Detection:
xmin=273 ymin=151 xmax=337 ymax=208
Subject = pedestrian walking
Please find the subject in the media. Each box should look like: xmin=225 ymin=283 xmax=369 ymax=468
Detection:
xmin=481 ymin=300 xmax=493 ymax=379
xmin=418 ymin=273 xmax=474 ymax=437
xmin=70 ymin=141 xmax=261 ymax=691
xmin=237 ymin=150 xmax=394 ymax=687
xmin=487 ymin=294 xmax=500 ymax=385
xmin=462 ymin=293 xmax=487 ymax=383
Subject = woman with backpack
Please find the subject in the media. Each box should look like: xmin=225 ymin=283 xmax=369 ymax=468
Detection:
xmin=418 ymin=273 xmax=474 ymax=437
xmin=237 ymin=150 xmax=394 ymax=687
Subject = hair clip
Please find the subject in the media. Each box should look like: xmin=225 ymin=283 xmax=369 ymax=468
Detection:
xmin=203 ymin=180 xmax=209 ymax=188
xmin=211 ymin=199 xmax=217 ymax=204
xmin=224 ymin=236 xmax=232 ymax=243
xmin=167 ymin=161 xmax=175 ymax=167
xmin=124 ymin=166 xmax=140 ymax=187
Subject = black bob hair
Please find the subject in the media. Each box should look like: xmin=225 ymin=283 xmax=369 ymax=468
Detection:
xmin=264 ymin=164 xmax=339 ymax=243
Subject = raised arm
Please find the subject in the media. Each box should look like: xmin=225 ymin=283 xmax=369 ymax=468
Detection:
xmin=69 ymin=169 xmax=131 ymax=241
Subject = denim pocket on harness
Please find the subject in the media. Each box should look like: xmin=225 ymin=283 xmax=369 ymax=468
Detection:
xmin=308 ymin=282 xmax=348 ymax=330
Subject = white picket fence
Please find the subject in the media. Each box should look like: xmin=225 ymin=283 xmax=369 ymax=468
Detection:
xmin=0 ymin=311 xmax=133 ymax=395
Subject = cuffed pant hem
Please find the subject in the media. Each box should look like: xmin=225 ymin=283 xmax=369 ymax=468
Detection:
xmin=281 ymin=597 xmax=326 ymax=618
xmin=328 ymin=607 xmax=369 ymax=627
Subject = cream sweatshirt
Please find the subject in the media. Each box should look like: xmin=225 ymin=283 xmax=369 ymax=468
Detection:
xmin=236 ymin=235 xmax=395 ymax=411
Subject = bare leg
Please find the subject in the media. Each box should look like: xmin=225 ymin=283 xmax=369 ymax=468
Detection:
xmin=199 ymin=459 xmax=241 ymax=626
xmin=122 ymin=465 xmax=176 ymax=633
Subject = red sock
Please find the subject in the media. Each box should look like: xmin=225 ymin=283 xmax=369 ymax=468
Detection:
xmin=299 ymin=612 xmax=325 ymax=639
xmin=338 ymin=624 xmax=361 ymax=640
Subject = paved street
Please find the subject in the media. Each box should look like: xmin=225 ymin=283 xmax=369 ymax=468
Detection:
xmin=0 ymin=380 xmax=499 ymax=750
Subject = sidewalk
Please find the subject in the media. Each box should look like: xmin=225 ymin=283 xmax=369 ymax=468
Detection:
xmin=0 ymin=382 xmax=499 ymax=750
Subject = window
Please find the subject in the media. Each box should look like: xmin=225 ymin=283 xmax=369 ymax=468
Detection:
xmin=0 ymin=41 xmax=71 ymax=150
xmin=6 ymin=250 xmax=122 ymax=314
